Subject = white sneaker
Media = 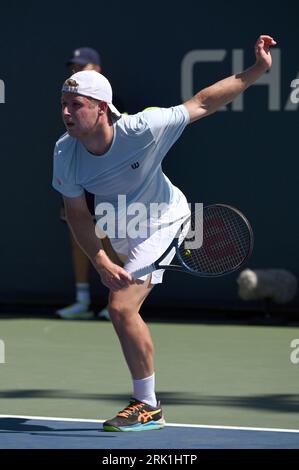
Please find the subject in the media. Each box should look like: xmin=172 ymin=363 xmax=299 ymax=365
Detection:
xmin=56 ymin=302 xmax=94 ymax=320
xmin=97 ymin=306 xmax=110 ymax=320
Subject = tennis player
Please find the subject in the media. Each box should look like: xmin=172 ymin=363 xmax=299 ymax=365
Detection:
xmin=52 ymin=35 xmax=276 ymax=431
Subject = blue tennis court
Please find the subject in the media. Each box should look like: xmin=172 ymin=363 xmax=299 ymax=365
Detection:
xmin=0 ymin=415 xmax=298 ymax=449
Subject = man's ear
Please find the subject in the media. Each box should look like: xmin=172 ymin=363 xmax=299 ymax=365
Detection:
xmin=98 ymin=101 xmax=108 ymax=115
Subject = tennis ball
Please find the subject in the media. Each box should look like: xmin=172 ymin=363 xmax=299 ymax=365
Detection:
xmin=142 ymin=106 xmax=160 ymax=111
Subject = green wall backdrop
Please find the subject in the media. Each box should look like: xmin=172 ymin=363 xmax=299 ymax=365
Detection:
xmin=0 ymin=1 xmax=298 ymax=307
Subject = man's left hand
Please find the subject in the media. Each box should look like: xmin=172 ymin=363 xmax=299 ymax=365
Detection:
xmin=255 ymin=35 xmax=277 ymax=71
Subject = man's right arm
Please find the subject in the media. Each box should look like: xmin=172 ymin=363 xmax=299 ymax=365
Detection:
xmin=63 ymin=194 xmax=133 ymax=291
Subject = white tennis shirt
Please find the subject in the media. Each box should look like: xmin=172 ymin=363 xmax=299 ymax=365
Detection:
xmin=52 ymin=105 xmax=191 ymax=243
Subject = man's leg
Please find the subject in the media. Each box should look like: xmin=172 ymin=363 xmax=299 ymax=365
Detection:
xmin=103 ymin=277 xmax=165 ymax=431
xmin=109 ymin=275 xmax=154 ymax=379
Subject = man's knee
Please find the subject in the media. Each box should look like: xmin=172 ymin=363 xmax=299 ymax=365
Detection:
xmin=108 ymin=300 xmax=133 ymax=322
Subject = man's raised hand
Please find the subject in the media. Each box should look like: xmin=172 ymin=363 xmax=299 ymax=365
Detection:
xmin=255 ymin=35 xmax=277 ymax=71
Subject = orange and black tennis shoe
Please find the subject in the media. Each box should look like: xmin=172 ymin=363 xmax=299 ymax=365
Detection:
xmin=103 ymin=398 xmax=165 ymax=432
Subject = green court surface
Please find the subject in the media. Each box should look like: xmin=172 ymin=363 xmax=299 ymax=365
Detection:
xmin=0 ymin=317 xmax=298 ymax=430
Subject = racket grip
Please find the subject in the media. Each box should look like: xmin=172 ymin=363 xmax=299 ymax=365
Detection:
xmin=132 ymin=264 xmax=156 ymax=279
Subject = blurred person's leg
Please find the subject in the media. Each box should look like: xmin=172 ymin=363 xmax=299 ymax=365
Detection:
xmin=56 ymin=231 xmax=94 ymax=319
xmin=56 ymin=199 xmax=93 ymax=319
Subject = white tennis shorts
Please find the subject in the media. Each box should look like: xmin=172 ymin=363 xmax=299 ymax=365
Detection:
xmin=108 ymin=188 xmax=191 ymax=284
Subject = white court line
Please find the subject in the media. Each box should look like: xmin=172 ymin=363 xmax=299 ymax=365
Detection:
xmin=0 ymin=414 xmax=299 ymax=434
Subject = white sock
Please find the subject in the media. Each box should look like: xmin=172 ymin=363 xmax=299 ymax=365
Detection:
xmin=133 ymin=373 xmax=157 ymax=407
xmin=76 ymin=283 xmax=90 ymax=305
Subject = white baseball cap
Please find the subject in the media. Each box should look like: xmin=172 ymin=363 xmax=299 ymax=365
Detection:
xmin=62 ymin=70 xmax=121 ymax=118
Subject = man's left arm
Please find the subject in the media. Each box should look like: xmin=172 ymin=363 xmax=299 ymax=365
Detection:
xmin=184 ymin=35 xmax=277 ymax=123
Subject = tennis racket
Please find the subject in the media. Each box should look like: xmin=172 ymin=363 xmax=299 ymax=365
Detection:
xmin=132 ymin=204 xmax=254 ymax=279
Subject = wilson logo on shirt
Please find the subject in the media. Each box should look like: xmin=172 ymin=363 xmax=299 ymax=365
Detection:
xmin=131 ymin=162 xmax=139 ymax=169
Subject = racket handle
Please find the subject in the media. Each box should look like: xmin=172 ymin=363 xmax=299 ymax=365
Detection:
xmin=132 ymin=264 xmax=156 ymax=279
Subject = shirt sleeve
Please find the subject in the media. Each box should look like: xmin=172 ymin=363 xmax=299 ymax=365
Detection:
xmin=52 ymin=142 xmax=84 ymax=198
xmin=141 ymin=105 xmax=190 ymax=161
xmin=142 ymin=105 xmax=190 ymax=143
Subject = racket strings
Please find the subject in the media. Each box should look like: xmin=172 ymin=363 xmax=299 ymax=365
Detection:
xmin=179 ymin=205 xmax=252 ymax=275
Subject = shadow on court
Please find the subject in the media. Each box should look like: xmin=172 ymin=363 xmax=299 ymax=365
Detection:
xmin=0 ymin=391 xmax=299 ymax=413
xmin=0 ymin=418 xmax=110 ymax=438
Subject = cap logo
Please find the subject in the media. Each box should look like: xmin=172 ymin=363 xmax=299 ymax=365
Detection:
xmin=62 ymin=78 xmax=79 ymax=93
xmin=74 ymin=50 xmax=80 ymax=56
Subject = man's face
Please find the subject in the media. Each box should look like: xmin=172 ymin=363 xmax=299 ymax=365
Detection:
xmin=61 ymin=93 xmax=100 ymax=138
